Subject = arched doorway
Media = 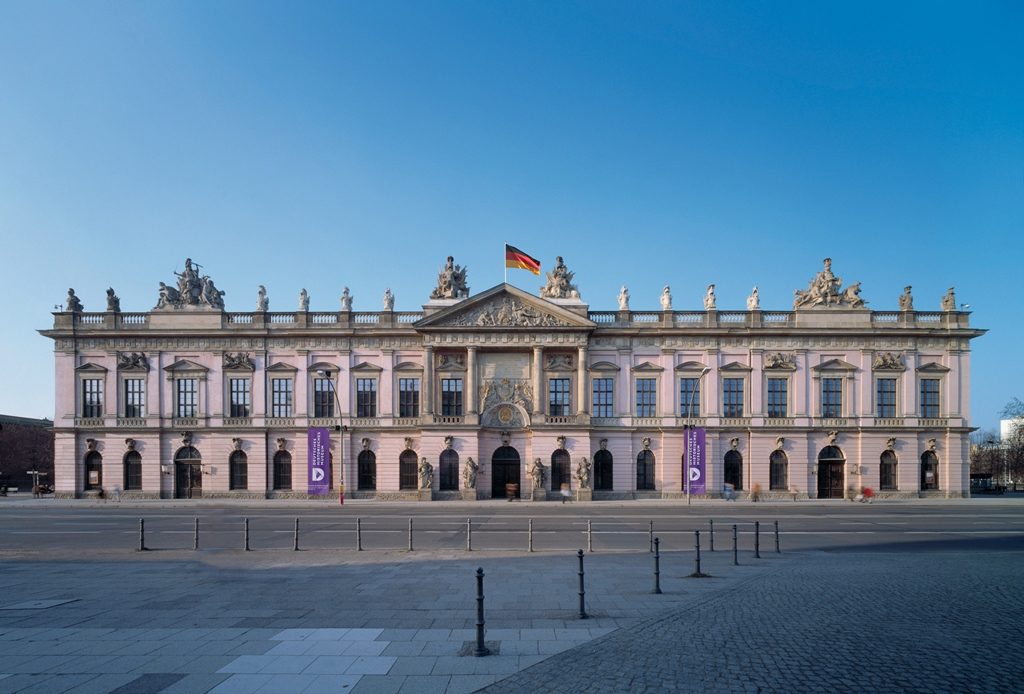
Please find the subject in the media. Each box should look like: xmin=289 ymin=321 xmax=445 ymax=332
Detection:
xmin=84 ymin=451 xmax=102 ymax=491
xmin=123 ymin=451 xmax=142 ymax=491
xmin=769 ymin=450 xmax=788 ymax=491
xmin=880 ymin=450 xmax=898 ymax=491
xmin=594 ymin=449 xmax=613 ymax=490
xmin=817 ymin=446 xmax=845 ymax=499
xmin=636 ymin=450 xmax=656 ymax=491
xmin=273 ymin=451 xmax=292 ymax=491
xmin=920 ymin=451 xmax=939 ymax=491
xmin=358 ymin=450 xmax=376 ymax=490
xmin=229 ymin=450 xmax=248 ymax=490
xmin=399 ymin=450 xmax=418 ymax=490
xmin=439 ymin=449 xmax=459 ymax=491
xmin=724 ymin=450 xmax=743 ymax=491
xmin=551 ymin=449 xmax=570 ymax=491
xmin=174 ymin=446 xmax=202 ymax=499
xmin=491 ymin=445 xmax=520 ymax=499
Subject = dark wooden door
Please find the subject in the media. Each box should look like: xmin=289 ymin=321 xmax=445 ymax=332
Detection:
xmin=175 ymin=463 xmax=202 ymax=499
xmin=817 ymin=462 xmax=844 ymax=499
xmin=491 ymin=446 xmax=520 ymax=499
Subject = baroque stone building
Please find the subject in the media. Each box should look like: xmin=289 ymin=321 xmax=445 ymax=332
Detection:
xmin=41 ymin=257 xmax=983 ymax=500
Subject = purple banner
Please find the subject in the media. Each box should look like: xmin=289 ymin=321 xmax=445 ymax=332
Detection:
xmin=684 ymin=427 xmax=706 ymax=495
xmin=307 ymin=427 xmax=331 ymax=495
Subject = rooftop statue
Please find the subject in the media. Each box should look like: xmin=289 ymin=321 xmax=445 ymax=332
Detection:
xmin=340 ymin=287 xmax=352 ymax=311
xmin=660 ymin=285 xmax=671 ymax=310
xmin=793 ymin=257 xmax=866 ymax=309
xmin=430 ymin=255 xmax=469 ymax=299
xmin=747 ymin=286 xmax=760 ymax=311
xmin=299 ymin=288 xmax=309 ymax=312
xmin=618 ymin=285 xmax=630 ymax=311
xmin=898 ymin=286 xmax=914 ymax=311
xmin=155 ymin=258 xmax=225 ymax=310
xmin=703 ymin=284 xmax=716 ymax=310
xmin=383 ymin=288 xmax=394 ymax=311
xmin=66 ymin=288 xmax=83 ymax=313
xmin=941 ymin=287 xmax=956 ymax=311
xmin=256 ymin=285 xmax=268 ymax=311
xmin=540 ymin=256 xmax=581 ymax=299
xmin=106 ymin=288 xmax=120 ymax=312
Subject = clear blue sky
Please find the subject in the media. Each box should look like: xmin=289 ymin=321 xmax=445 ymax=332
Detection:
xmin=1 ymin=1 xmax=1020 ymax=432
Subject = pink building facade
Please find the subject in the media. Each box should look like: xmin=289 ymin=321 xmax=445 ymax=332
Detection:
xmin=41 ymin=257 xmax=983 ymax=500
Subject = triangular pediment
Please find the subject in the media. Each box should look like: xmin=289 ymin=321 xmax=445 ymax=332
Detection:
xmin=163 ymin=359 xmax=209 ymax=374
xmin=414 ymin=284 xmax=595 ymax=330
xmin=75 ymin=362 xmax=108 ymax=373
xmin=351 ymin=361 xmax=383 ymax=373
xmin=631 ymin=361 xmax=664 ymax=373
xmin=916 ymin=362 xmax=951 ymax=373
xmin=812 ymin=358 xmax=858 ymax=372
xmin=266 ymin=362 xmax=298 ymax=373
xmin=720 ymin=361 xmax=752 ymax=372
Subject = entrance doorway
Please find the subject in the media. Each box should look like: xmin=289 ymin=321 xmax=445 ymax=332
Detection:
xmin=491 ymin=445 xmax=521 ymax=499
xmin=817 ymin=445 xmax=845 ymax=499
xmin=174 ymin=446 xmax=202 ymax=499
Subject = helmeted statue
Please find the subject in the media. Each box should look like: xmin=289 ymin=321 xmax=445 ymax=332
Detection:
xmin=540 ymin=256 xmax=580 ymax=299
xmin=66 ymin=288 xmax=83 ymax=312
xmin=431 ymin=256 xmax=469 ymax=299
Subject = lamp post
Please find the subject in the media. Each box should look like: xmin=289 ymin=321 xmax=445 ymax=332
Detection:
xmin=316 ymin=369 xmax=345 ymax=504
xmin=685 ymin=367 xmax=712 ymax=506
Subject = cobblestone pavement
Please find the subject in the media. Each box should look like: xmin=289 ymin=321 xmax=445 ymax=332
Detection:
xmin=482 ymin=545 xmax=1024 ymax=693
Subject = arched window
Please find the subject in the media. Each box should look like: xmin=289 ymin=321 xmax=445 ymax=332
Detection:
xmin=123 ymin=451 xmax=142 ymax=491
xmin=551 ymin=449 xmax=571 ymax=490
xmin=594 ymin=449 xmax=613 ymax=491
xmin=769 ymin=450 xmax=787 ymax=491
xmin=229 ymin=450 xmax=248 ymax=491
xmin=273 ymin=451 xmax=292 ymax=491
xmin=920 ymin=451 xmax=939 ymax=491
xmin=84 ymin=451 xmax=103 ymax=490
xmin=724 ymin=450 xmax=743 ymax=491
xmin=439 ymin=449 xmax=459 ymax=491
xmin=358 ymin=450 xmax=376 ymax=490
xmin=636 ymin=450 xmax=656 ymax=491
xmin=880 ymin=450 xmax=897 ymax=491
xmin=399 ymin=450 xmax=418 ymax=490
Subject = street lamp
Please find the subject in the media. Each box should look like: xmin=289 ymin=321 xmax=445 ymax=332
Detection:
xmin=684 ymin=366 xmax=712 ymax=506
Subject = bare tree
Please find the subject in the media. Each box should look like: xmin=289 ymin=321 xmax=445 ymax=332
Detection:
xmin=1000 ymin=397 xmax=1024 ymax=419
xmin=1005 ymin=423 xmax=1024 ymax=491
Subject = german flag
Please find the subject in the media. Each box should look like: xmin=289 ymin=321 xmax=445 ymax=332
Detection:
xmin=505 ymin=244 xmax=541 ymax=275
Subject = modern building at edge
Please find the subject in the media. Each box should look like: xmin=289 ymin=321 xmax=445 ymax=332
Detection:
xmin=40 ymin=255 xmax=984 ymax=500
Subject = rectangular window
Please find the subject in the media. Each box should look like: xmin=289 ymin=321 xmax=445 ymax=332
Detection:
xmin=920 ymin=379 xmax=940 ymax=418
xmin=82 ymin=378 xmax=103 ymax=418
xmin=636 ymin=378 xmax=657 ymax=417
xmin=176 ymin=378 xmax=197 ymax=418
xmin=229 ymin=378 xmax=251 ymax=417
xmin=592 ymin=378 xmax=614 ymax=418
xmin=679 ymin=378 xmax=701 ymax=418
xmin=821 ymin=378 xmax=843 ymax=418
xmin=271 ymin=378 xmax=293 ymax=418
xmin=399 ymin=378 xmax=420 ymax=417
xmin=356 ymin=378 xmax=377 ymax=418
xmin=313 ymin=378 xmax=334 ymax=418
xmin=124 ymin=379 xmax=144 ymax=418
xmin=767 ymin=378 xmax=788 ymax=418
xmin=722 ymin=378 xmax=744 ymax=417
xmin=877 ymin=378 xmax=897 ymax=418
xmin=441 ymin=378 xmax=464 ymax=416
xmin=548 ymin=378 xmax=571 ymax=416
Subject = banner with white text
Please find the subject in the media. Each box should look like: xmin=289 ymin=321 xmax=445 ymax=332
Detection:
xmin=307 ymin=427 xmax=331 ymax=495
xmin=685 ymin=427 xmax=706 ymax=495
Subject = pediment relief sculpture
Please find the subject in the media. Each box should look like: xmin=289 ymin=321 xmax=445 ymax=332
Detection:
xmin=447 ymin=296 xmax=573 ymax=328
xmin=793 ymin=257 xmax=866 ymax=309
xmin=437 ymin=353 xmax=465 ymax=370
xmin=872 ymin=352 xmax=904 ymax=370
xmin=540 ymin=256 xmax=581 ymax=299
xmin=223 ymin=352 xmax=254 ymax=370
xmin=763 ymin=352 xmax=796 ymax=370
xmin=481 ymin=378 xmax=533 ymax=415
xmin=545 ymin=355 xmax=574 ymax=371
xmin=154 ymin=258 xmax=225 ymax=310
xmin=430 ymin=256 xmax=469 ymax=300
xmin=117 ymin=352 xmax=149 ymax=371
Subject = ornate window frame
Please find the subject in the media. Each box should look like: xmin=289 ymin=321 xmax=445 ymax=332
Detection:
xmin=720 ymin=361 xmax=752 ymax=418
xmin=811 ymin=359 xmax=857 ymax=419
xmin=916 ymin=362 xmax=950 ymax=419
xmin=223 ymin=354 xmax=255 ymax=419
xmin=394 ymin=362 xmax=423 ymax=418
xmin=266 ymin=362 xmax=298 ymax=419
xmin=676 ymin=361 xmax=708 ymax=418
xmin=163 ymin=359 xmax=209 ymax=421
xmin=588 ymin=361 xmax=619 ymax=418
xmin=632 ymin=361 xmax=663 ymax=418
xmin=75 ymin=363 xmax=108 ymax=420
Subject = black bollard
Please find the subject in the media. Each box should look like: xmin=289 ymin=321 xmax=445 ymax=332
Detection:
xmin=244 ymin=517 xmax=250 ymax=551
xmin=528 ymin=518 xmax=534 ymax=553
xmin=577 ymin=549 xmax=588 ymax=619
xmin=709 ymin=519 xmax=715 ymax=552
xmin=755 ymin=520 xmax=761 ymax=559
xmin=408 ymin=518 xmax=413 ymax=552
xmin=775 ymin=520 xmax=781 ymax=553
xmin=652 ymin=537 xmax=662 ymax=594
xmin=587 ymin=520 xmax=593 ymax=553
xmin=294 ymin=518 xmax=300 ymax=551
xmin=466 ymin=518 xmax=472 ymax=552
xmin=690 ymin=529 xmax=710 ymax=578
xmin=193 ymin=517 xmax=199 ymax=551
xmin=649 ymin=520 xmax=654 ymax=552
xmin=356 ymin=517 xmax=362 ymax=551
xmin=474 ymin=568 xmax=489 ymax=656
xmin=732 ymin=524 xmax=739 ymax=566
xmin=138 ymin=518 xmax=146 ymax=552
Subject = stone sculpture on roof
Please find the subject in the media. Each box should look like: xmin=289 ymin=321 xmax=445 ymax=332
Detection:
xmin=299 ymin=289 xmax=309 ymax=312
xmin=660 ymin=286 xmax=672 ymax=310
xmin=941 ymin=287 xmax=956 ymax=311
xmin=703 ymin=284 xmax=716 ymax=310
xmin=155 ymin=258 xmax=225 ymax=310
xmin=793 ymin=258 xmax=866 ymax=309
xmin=618 ymin=286 xmax=630 ymax=311
xmin=898 ymin=286 xmax=914 ymax=311
xmin=383 ymin=288 xmax=394 ymax=311
xmin=747 ymin=287 xmax=760 ymax=311
xmin=340 ymin=287 xmax=352 ymax=311
xmin=540 ymin=256 xmax=581 ymax=299
xmin=106 ymin=288 xmax=120 ymax=312
xmin=66 ymin=288 xmax=83 ymax=312
xmin=430 ymin=256 xmax=469 ymax=299
xmin=256 ymin=285 xmax=268 ymax=311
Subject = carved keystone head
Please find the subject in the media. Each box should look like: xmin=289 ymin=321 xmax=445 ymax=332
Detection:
xmin=642 ymin=437 xmax=651 ymax=451
xmin=556 ymin=435 xmax=567 ymax=450
xmin=886 ymin=437 xmax=897 ymax=451
xmin=775 ymin=436 xmax=785 ymax=451
xmin=500 ymin=431 xmax=511 ymax=446
xmin=276 ymin=437 xmax=286 ymax=451
xmin=444 ymin=435 xmax=454 ymax=450
xmin=927 ymin=438 xmax=937 ymax=451
xmin=86 ymin=438 xmax=97 ymax=452
xmin=404 ymin=437 xmax=414 ymax=451
xmin=827 ymin=430 xmax=838 ymax=446
xmin=599 ymin=438 xmax=608 ymax=450
xmin=361 ymin=437 xmax=371 ymax=451
xmin=730 ymin=437 xmax=739 ymax=450
xmin=232 ymin=437 xmax=243 ymax=451
xmin=124 ymin=438 xmax=136 ymax=451
xmin=181 ymin=431 xmax=193 ymax=446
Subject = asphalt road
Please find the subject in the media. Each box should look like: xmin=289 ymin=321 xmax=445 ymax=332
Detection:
xmin=2 ymin=499 xmax=1022 ymax=555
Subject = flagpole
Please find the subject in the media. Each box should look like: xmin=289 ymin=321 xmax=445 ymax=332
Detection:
xmin=504 ymin=241 xmax=507 ymax=285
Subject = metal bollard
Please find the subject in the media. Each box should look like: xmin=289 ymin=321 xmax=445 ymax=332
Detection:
xmin=528 ymin=518 xmax=534 ymax=553
xmin=138 ymin=518 xmax=146 ymax=551
xmin=775 ymin=520 xmax=781 ymax=553
xmin=466 ymin=518 xmax=472 ymax=551
xmin=577 ymin=549 xmax=588 ymax=619
xmin=244 ymin=517 xmax=250 ymax=551
xmin=694 ymin=529 xmax=702 ymax=576
xmin=294 ymin=518 xmax=300 ymax=551
xmin=732 ymin=524 xmax=739 ymax=566
xmin=709 ymin=519 xmax=715 ymax=552
xmin=356 ymin=517 xmax=363 ymax=551
xmin=474 ymin=568 xmax=489 ymax=657
xmin=649 ymin=520 xmax=654 ymax=552
xmin=652 ymin=537 xmax=662 ymax=594
xmin=193 ymin=517 xmax=199 ymax=551
xmin=755 ymin=520 xmax=760 ymax=559
xmin=408 ymin=518 xmax=413 ymax=551
xmin=587 ymin=520 xmax=593 ymax=553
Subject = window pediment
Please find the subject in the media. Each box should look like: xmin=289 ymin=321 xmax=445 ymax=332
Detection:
xmin=589 ymin=361 xmax=621 ymax=373
xmin=812 ymin=358 xmax=858 ymax=373
xmin=163 ymin=359 xmax=209 ymax=374
xmin=351 ymin=361 xmax=383 ymax=373
xmin=307 ymin=361 xmax=341 ymax=373
xmin=631 ymin=361 xmax=664 ymax=373
xmin=75 ymin=362 xmax=108 ymax=374
xmin=720 ymin=361 xmax=752 ymax=372
xmin=266 ymin=362 xmax=299 ymax=373
xmin=916 ymin=362 xmax=951 ymax=374
xmin=394 ymin=361 xmax=424 ymax=372
xmin=675 ymin=360 xmax=709 ymax=373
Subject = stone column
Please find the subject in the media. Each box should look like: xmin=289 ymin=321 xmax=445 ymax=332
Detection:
xmin=466 ymin=346 xmax=478 ymax=414
xmin=576 ymin=346 xmax=587 ymax=415
xmin=424 ymin=346 xmax=434 ymax=416
xmin=532 ymin=346 xmax=543 ymax=415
